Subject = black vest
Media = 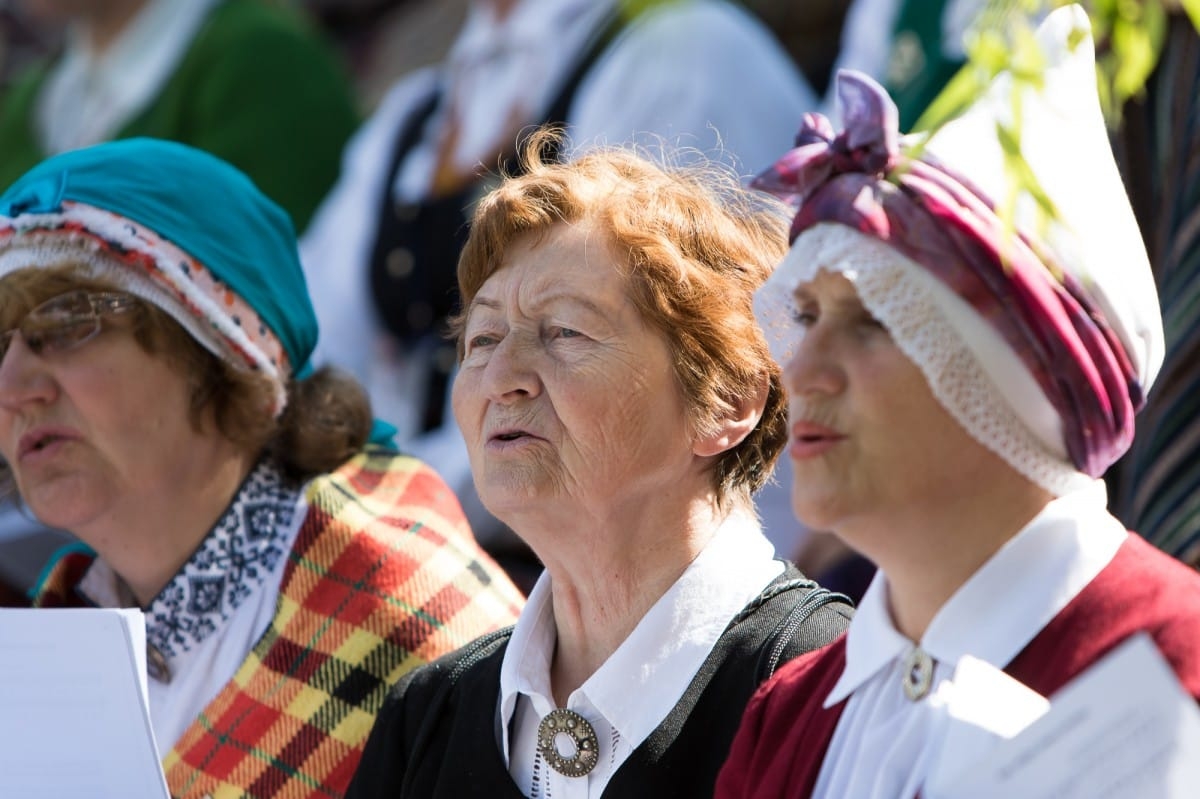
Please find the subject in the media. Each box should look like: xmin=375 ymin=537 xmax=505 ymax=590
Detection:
xmin=365 ymin=10 xmax=627 ymax=432
xmin=345 ymin=566 xmax=853 ymax=798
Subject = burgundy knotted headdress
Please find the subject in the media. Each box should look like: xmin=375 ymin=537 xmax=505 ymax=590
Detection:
xmin=751 ymin=7 xmax=1162 ymax=486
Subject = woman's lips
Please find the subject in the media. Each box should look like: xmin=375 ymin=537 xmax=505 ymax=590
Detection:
xmin=485 ymin=428 xmax=545 ymax=452
xmin=17 ymin=427 xmax=78 ymax=461
xmin=789 ymin=421 xmax=844 ymax=460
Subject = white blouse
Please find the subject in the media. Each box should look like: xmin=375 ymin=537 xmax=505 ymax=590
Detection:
xmin=35 ymin=0 xmax=220 ymax=153
xmin=813 ymin=479 xmax=1126 ymax=799
xmin=390 ymin=0 xmax=611 ymax=200
xmin=497 ymin=510 xmax=783 ymax=798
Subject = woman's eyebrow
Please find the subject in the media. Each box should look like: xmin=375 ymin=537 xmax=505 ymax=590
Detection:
xmin=532 ymin=290 xmax=610 ymax=318
xmin=466 ymin=296 xmax=501 ymax=315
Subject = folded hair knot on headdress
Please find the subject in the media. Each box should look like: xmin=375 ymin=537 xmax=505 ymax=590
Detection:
xmin=751 ymin=5 xmax=1163 ymax=492
xmin=754 ymin=81 xmax=899 ymax=233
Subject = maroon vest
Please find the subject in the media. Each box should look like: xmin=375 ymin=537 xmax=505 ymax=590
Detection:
xmin=715 ymin=533 xmax=1200 ymax=798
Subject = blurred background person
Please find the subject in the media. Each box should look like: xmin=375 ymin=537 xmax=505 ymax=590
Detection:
xmin=0 ymin=137 xmax=523 ymax=798
xmin=344 ymin=132 xmax=853 ymax=798
xmin=740 ymin=0 xmax=852 ymax=103
xmin=0 ymin=0 xmax=358 ymax=231
xmin=299 ymin=0 xmax=820 ymax=590
xmin=716 ymin=8 xmax=1200 ymax=797
xmin=300 ymin=0 xmax=470 ymax=110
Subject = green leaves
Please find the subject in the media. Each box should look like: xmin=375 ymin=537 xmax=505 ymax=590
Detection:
xmin=902 ymin=0 xmax=1193 ymax=277
xmin=909 ymin=6 xmax=1049 ymax=138
xmin=914 ymin=0 xmax=1186 ymax=135
xmin=908 ymin=5 xmax=1059 ymax=243
xmin=1184 ymin=0 xmax=1200 ymax=34
xmin=1090 ymin=0 xmax=1168 ymax=124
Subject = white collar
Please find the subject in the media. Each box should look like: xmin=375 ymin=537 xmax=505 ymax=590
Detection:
xmin=450 ymin=0 xmax=615 ymax=64
xmin=827 ymin=479 xmax=1126 ymax=706
xmin=498 ymin=508 xmax=782 ymax=762
xmin=422 ymin=0 xmax=615 ymax=179
xmin=38 ymin=0 xmax=220 ymax=152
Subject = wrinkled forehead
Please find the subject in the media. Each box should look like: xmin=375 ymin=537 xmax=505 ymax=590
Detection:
xmin=481 ymin=222 xmax=627 ymax=294
xmin=464 ymin=219 xmax=616 ymax=299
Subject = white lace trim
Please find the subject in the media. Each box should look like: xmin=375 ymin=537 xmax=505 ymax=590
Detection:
xmin=757 ymin=223 xmax=1090 ymax=497
xmin=0 ymin=201 xmax=290 ymax=415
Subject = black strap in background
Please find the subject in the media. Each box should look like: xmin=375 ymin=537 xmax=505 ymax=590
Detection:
xmin=757 ymin=584 xmax=851 ymax=680
xmin=364 ymin=7 xmax=629 ymax=432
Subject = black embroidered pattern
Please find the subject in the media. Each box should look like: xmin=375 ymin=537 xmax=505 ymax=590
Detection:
xmin=531 ymin=750 xmax=544 ymax=799
xmin=145 ymin=459 xmax=300 ymax=658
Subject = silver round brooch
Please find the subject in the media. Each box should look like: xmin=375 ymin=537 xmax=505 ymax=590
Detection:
xmin=901 ymin=646 xmax=934 ymax=701
xmin=537 ymin=708 xmax=599 ymax=778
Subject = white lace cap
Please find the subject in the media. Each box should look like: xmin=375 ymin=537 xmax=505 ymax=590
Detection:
xmin=756 ymin=223 xmax=1092 ymax=497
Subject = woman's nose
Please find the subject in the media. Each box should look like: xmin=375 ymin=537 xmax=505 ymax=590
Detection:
xmin=480 ymin=334 xmax=543 ymax=403
xmin=782 ymin=331 xmax=846 ymax=399
xmin=0 ymin=334 xmax=57 ymax=413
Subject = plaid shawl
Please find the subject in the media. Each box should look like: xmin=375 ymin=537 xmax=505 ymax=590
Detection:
xmin=33 ymin=448 xmax=525 ymax=798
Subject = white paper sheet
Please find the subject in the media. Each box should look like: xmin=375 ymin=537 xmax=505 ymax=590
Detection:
xmin=924 ymin=653 xmax=1052 ymax=797
xmin=933 ymin=633 xmax=1200 ymax=798
xmin=0 ymin=608 xmax=169 ymax=799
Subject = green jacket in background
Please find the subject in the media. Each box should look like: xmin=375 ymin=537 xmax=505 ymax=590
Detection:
xmin=0 ymin=0 xmax=359 ymax=233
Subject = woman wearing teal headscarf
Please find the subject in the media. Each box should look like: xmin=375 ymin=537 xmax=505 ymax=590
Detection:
xmin=0 ymin=138 xmax=524 ymax=799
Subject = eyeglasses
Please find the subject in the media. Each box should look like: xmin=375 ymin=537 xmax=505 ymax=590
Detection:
xmin=0 ymin=290 xmax=140 ymax=362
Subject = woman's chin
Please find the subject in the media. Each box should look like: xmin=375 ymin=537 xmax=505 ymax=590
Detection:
xmin=477 ymin=470 xmax=558 ymax=518
xmin=19 ymin=479 xmax=106 ymax=534
xmin=790 ymin=492 xmax=846 ymax=535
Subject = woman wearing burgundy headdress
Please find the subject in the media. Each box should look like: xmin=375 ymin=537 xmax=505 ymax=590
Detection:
xmin=716 ymin=6 xmax=1200 ymax=799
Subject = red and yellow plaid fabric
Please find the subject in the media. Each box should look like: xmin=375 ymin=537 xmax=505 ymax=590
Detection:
xmin=33 ymin=448 xmax=525 ymax=798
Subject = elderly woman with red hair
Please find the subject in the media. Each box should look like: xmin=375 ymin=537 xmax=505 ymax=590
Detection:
xmin=716 ymin=7 xmax=1200 ymax=799
xmin=345 ymin=132 xmax=854 ymax=798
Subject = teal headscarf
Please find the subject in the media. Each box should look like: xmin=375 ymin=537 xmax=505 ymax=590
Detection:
xmin=0 ymin=137 xmax=316 ymax=379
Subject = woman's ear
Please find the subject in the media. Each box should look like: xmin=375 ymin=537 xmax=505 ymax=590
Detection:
xmin=693 ymin=373 xmax=769 ymax=457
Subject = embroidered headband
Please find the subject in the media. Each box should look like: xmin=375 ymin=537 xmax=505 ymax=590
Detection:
xmin=0 ymin=138 xmax=318 ymax=417
xmin=752 ymin=5 xmax=1162 ymax=490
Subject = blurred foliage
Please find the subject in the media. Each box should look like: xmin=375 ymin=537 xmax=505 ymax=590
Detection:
xmin=902 ymin=0 xmax=1197 ymax=266
xmin=1090 ymin=0 xmax=1168 ymax=122
xmin=914 ymin=0 xmax=1195 ymax=135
